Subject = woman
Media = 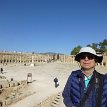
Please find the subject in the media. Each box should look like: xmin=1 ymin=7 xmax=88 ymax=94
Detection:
xmin=62 ymin=47 xmax=107 ymax=107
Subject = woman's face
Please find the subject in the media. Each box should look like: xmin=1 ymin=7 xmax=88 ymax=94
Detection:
xmin=79 ymin=53 xmax=96 ymax=70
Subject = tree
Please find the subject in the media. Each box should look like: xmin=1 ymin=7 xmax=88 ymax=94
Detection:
xmin=87 ymin=43 xmax=99 ymax=52
xmin=70 ymin=39 xmax=107 ymax=55
xmin=71 ymin=45 xmax=82 ymax=55
xmin=99 ymin=39 xmax=107 ymax=53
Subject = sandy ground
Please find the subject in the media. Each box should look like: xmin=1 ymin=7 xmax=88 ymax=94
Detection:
xmin=1 ymin=63 xmax=107 ymax=107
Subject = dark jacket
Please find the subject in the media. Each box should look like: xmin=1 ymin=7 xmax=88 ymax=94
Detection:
xmin=62 ymin=70 xmax=107 ymax=107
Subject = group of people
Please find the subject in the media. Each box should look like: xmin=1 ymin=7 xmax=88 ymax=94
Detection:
xmin=62 ymin=47 xmax=107 ymax=107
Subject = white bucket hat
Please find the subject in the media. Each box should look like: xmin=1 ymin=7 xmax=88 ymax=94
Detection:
xmin=75 ymin=47 xmax=103 ymax=63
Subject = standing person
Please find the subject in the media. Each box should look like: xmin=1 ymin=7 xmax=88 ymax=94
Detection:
xmin=62 ymin=47 xmax=107 ymax=107
xmin=0 ymin=67 xmax=3 ymax=74
xmin=54 ymin=77 xmax=59 ymax=88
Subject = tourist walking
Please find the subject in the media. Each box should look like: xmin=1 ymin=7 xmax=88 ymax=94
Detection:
xmin=62 ymin=47 xmax=107 ymax=107
xmin=54 ymin=77 xmax=59 ymax=88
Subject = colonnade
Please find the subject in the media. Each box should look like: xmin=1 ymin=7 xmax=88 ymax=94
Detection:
xmin=0 ymin=52 xmax=76 ymax=65
xmin=0 ymin=51 xmax=107 ymax=66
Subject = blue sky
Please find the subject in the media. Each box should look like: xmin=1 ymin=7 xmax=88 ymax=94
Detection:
xmin=0 ymin=0 xmax=107 ymax=55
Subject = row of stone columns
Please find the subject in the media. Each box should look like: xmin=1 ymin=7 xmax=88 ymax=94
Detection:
xmin=0 ymin=52 xmax=76 ymax=65
xmin=0 ymin=52 xmax=107 ymax=66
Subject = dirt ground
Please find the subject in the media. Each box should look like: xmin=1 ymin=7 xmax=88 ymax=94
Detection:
xmin=0 ymin=63 xmax=107 ymax=107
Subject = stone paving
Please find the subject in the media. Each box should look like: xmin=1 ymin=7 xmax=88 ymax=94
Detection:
xmin=0 ymin=63 xmax=107 ymax=107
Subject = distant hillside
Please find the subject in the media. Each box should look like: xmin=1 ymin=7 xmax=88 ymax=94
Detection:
xmin=38 ymin=52 xmax=64 ymax=55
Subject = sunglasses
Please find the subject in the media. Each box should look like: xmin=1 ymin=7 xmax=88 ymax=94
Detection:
xmin=80 ymin=54 xmax=95 ymax=60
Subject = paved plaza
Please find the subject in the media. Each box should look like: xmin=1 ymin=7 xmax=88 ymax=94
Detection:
xmin=0 ymin=63 xmax=107 ymax=107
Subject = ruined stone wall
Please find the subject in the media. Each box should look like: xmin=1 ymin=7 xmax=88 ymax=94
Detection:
xmin=0 ymin=52 xmax=107 ymax=66
xmin=0 ymin=77 xmax=35 ymax=107
xmin=102 ymin=52 xmax=107 ymax=66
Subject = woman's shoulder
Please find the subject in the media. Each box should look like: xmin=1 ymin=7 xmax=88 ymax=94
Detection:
xmin=70 ymin=70 xmax=82 ymax=77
